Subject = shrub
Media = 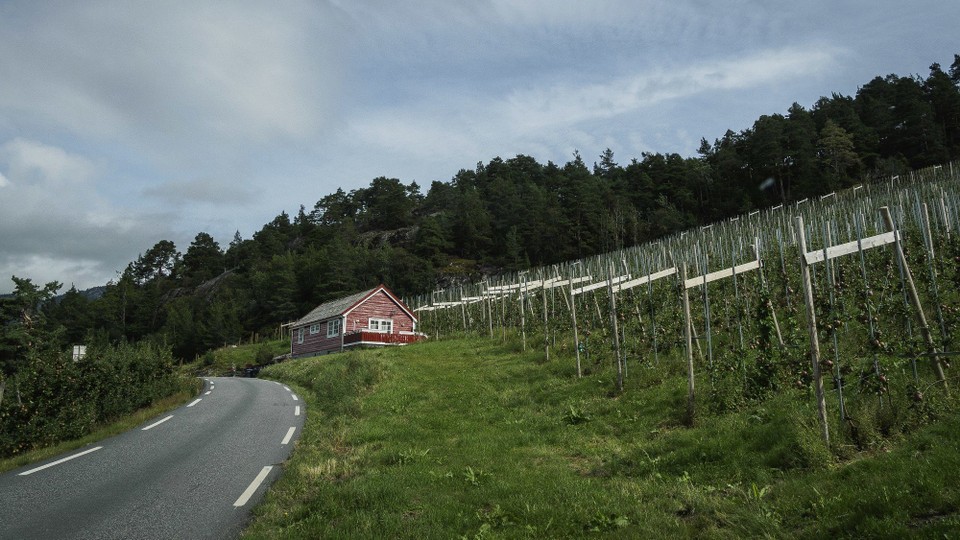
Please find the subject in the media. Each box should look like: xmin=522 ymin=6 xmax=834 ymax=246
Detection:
xmin=0 ymin=341 xmax=186 ymax=458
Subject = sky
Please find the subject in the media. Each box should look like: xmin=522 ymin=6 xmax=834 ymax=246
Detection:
xmin=0 ymin=0 xmax=958 ymax=294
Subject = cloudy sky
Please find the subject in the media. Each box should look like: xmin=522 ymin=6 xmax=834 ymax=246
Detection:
xmin=0 ymin=0 xmax=957 ymax=294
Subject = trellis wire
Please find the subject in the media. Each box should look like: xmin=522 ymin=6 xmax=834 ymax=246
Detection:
xmin=404 ymin=162 xmax=960 ymax=440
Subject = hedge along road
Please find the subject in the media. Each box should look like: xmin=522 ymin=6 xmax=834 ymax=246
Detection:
xmin=0 ymin=377 xmax=304 ymax=540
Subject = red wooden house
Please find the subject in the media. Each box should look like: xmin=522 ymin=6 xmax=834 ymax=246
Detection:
xmin=289 ymin=284 xmax=422 ymax=358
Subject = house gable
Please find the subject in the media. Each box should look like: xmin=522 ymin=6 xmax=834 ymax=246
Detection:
xmin=341 ymin=287 xmax=417 ymax=335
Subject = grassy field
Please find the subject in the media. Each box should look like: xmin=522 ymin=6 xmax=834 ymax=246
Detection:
xmin=245 ymin=337 xmax=960 ymax=538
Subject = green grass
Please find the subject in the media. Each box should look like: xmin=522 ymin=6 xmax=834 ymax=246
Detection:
xmin=244 ymin=337 xmax=960 ymax=538
xmin=0 ymin=379 xmax=201 ymax=474
xmin=185 ymin=339 xmax=289 ymax=376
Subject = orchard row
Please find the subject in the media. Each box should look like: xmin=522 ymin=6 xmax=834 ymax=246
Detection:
xmin=407 ymin=162 xmax=960 ymax=446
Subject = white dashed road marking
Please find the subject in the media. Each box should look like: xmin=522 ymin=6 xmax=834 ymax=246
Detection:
xmin=142 ymin=416 xmax=173 ymax=431
xmin=233 ymin=466 xmax=273 ymax=507
xmin=18 ymin=446 xmax=103 ymax=476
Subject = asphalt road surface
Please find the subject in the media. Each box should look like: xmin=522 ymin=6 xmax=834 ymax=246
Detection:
xmin=0 ymin=377 xmax=304 ymax=540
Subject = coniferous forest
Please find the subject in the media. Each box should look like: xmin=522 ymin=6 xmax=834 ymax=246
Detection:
xmin=3 ymin=55 xmax=960 ymax=366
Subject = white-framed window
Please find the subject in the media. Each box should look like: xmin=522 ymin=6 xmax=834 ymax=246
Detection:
xmin=368 ymin=318 xmax=393 ymax=333
xmin=296 ymin=328 xmax=304 ymax=344
xmin=327 ymin=318 xmax=342 ymax=337
xmin=309 ymin=323 xmax=320 ymax=335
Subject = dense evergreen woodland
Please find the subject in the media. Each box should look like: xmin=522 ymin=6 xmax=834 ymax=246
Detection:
xmin=3 ymin=55 xmax=960 ymax=365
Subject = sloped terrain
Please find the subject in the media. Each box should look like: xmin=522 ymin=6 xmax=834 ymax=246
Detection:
xmin=245 ymin=338 xmax=960 ymax=538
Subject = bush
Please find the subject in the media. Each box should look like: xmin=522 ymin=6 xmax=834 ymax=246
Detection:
xmin=255 ymin=344 xmax=275 ymax=366
xmin=0 ymin=341 xmax=186 ymax=458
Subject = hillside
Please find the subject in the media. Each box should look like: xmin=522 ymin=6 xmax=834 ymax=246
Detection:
xmin=5 ymin=54 xmax=958 ymax=366
xmin=244 ymin=338 xmax=960 ymax=538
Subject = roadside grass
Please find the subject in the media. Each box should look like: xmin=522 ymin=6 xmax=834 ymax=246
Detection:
xmin=185 ymin=339 xmax=289 ymax=376
xmin=0 ymin=378 xmax=201 ymax=474
xmin=246 ymin=337 xmax=960 ymax=538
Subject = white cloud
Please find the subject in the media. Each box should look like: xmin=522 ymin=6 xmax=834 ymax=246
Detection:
xmin=0 ymin=138 xmax=98 ymax=186
xmin=143 ymin=177 xmax=256 ymax=206
xmin=0 ymin=138 xmax=175 ymax=292
xmin=347 ymin=46 xmax=839 ymax=165
xmin=499 ymin=47 xmax=840 ymax=132
xmin=0 ymin=170 xmax=9 ymax=188
xmin=0 ymin=1 xmax=348 ymax=167
xmin=0 ymin=254 xmax=113 ymax=291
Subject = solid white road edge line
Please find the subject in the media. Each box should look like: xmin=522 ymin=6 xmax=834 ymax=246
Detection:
xmin=281 ymin=427 xmax=296 ymax=445
xmin=187 ymin=398 xmax=202 ymax=407
xmin=294 ymin=406 xmax=300 ymax=416
xmin=18 ymin=446 xmax=103 ymax=476
xmin=233 ymin=466 xmax=273 ymax=507
xmin=142 ymin=415 xmax=174 ymax=430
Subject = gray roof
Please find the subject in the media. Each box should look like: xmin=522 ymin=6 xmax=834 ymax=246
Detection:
xmin=293 ymin=287 xmax=378 ymax=327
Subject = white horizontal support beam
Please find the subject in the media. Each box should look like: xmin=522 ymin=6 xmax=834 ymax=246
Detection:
xmin=572 ymin=274 xmax=631 ymax=296
xmin=804 ymin=231 xmax=897 ymax=265
xmin=417 ymin=301 xmax=460 ymax=311
xmin=486 ymin=284 xmax=521 ymax=293
xmin=684 ymin=259 xmax=761 ymax=289
xmin=544 ymin=276 xmax=593 ymax=289
xmin=611 ymin=267 xmax=677 ymax=293
xmin=487 ymin=279 xmax=544 ymax=294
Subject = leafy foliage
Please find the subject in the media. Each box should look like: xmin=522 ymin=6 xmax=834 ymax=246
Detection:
xmin=0 ymin=341 xmax=185 ymax=458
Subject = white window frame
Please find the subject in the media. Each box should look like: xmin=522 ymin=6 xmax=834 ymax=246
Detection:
xmin=296 ymin=328 xmax=304 ymax=344
xmin=309 ymin=323 xmax=320 ymax=335
xmin=326 ymin=318 xmax=341 ymax=338
xmin=368 ymin=317 xmax=393 ymax=333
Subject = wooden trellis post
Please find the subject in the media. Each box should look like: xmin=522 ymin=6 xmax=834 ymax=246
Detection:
xmin=542 ymin=272 xmax=550 ymax=362
xmin=460 ymin=286 xmax=467 ymax=333
xmin=569 ymin=268 xmax=582 ymax=378
xmin=797 ymin=215 xmax=831 ymax=445
xmin=880 ymin=207 xmax=949 ymax=393
xmin=680 ymin=264 xmax=696 ymax=424
xmin=484 ymin=281 xmax=493 ymax=339
xmin=754 ymin=237 xmax=785 ymax=347
xmin=519 ymin=272 xmax=527 ymax=351
xmin=607 ymin=262 xmax=624 ymax=393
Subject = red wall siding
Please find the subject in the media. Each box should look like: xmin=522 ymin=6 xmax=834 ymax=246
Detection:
xmin=291 ymin=318 xmax=342 ymax=357
xmin=344 ymin=290 xmax=416 ymax=334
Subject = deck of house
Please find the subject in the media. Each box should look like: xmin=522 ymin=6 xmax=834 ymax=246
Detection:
xmin=343 ymin=330 xmax=423 ymax=347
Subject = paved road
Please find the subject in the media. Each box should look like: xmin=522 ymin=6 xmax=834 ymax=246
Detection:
xmin=0 ymin=377 xmax=304 ymax=540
